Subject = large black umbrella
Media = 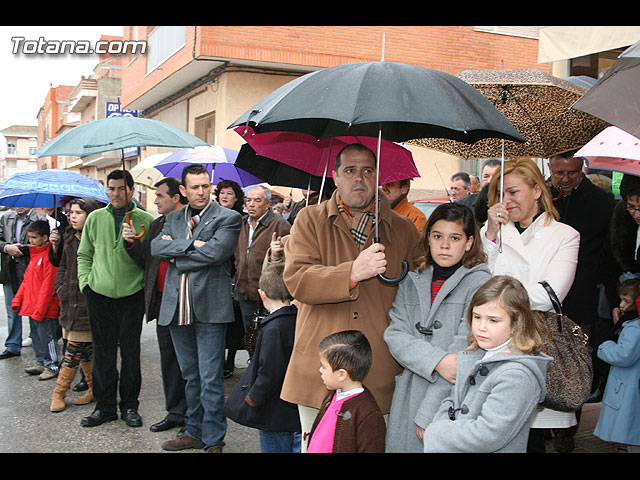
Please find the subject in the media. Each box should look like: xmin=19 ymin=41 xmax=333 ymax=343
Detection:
xmin=572 ymin=39 xmax=640 ymax=139
xmin=229 ymin=61 xmax=525 ymax=144
xmin=229 ymin=61 xmax=525 ymax=283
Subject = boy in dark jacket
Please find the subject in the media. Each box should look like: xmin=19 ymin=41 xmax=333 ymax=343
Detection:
xmin=307 ymin=330 xmax=386 ymax=453
xmin=223 ymin=261 xmax=301 ymax=453
xmin=12 ymin=220 xmax=59 ymax=381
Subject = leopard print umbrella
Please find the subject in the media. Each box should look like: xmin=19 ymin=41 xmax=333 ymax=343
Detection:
xmin=410 ymin=68 xmax=609 ymax=159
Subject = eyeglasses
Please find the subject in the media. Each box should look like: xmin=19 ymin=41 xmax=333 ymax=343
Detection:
xmin=551 ymin=170 xmax=582 ymax=179
xmin=625 ymin=203 xmax=640 ymax=214
xmin=381 ymin=182 xmax=400 ymax=193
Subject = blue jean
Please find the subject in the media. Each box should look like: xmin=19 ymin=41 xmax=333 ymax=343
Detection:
xmin=169 ymin=320 xmax=227 ymax=450
xmin=29 ymin=317 xmax=58 ymax=371
xmin=259 ymin=431 xmax=302 ymax=453
xmin=3 ymin=283 xmax=22 ymax=354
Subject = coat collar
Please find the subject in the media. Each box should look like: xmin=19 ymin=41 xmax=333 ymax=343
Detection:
xmin=409 ymin=263 xmax=490 ymax=329
xmin=259 ymin=304 xmax=297 ymax=328
xmin=499 ymin=211 xmax=553 ymax=263
xmin=244 ymin=206 xmax=276 ymax=229
xmin=327 ymin=188 xmax=393 ymax=241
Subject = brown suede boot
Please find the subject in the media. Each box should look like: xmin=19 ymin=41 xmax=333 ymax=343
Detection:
xmin=50 ymin=366 xmax=77 ymax=413
xmin=74 ymin=361 xmax=94 ymax=406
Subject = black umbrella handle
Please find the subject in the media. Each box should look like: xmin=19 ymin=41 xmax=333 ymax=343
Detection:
xmin=374 ymin=236 xmax=409 ymax=285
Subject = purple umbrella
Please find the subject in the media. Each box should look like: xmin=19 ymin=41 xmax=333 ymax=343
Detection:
xmin=155 ymin=145 xmax=262 ymax=187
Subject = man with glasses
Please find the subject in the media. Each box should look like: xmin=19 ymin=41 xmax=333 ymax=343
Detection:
xmin=548 ymin=150 xmax=615 ymax=452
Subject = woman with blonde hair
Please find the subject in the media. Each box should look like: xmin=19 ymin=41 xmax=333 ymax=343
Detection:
xmin=480 ymin=157 xmax=580 ymax=453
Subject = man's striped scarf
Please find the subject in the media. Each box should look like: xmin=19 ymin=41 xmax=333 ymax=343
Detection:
xmin=337 ymin=195 xmax=375 ymax=249
xmin=178 ymin=201 xmax=212 ymax=326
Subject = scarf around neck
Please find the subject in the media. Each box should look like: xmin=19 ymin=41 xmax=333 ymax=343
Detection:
xmin=178 ymin=201 xmax=212 ymax=326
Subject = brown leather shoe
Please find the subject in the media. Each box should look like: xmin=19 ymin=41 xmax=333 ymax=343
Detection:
xmin=162 ymin=433 xmax=205 ymax=451
xmin=207 ymin=446 xmax=223 ymax=453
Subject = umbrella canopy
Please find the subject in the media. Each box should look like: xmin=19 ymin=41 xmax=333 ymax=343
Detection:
xmin=234 ymin=126 xmax=419 ymax=185
xmin=0 ymin=169 xmax=110 ymax=207
xmin=229 ymin=61 xmax=525 ymax=145
xmin=234 ymin=143 xmax=336 ymax=193
xmin=212 ymin=162 xmax=263 ymax=188
xmin=130 ymin=152 xmax=172 ymax=188
xmin=411 ymin=68 xmax=609 ymax=159
xmin=37 ymin=116 xmax=208 ymax=158
xmin=154 ymin=145 xmax=263 ymax=188
xmin=572 ymin=40 xmax=640 ymax=139
xmin=576 ymin=125 xmax=640 ymax=175
xmin=155 ymin=145 xmax=238 ymax=177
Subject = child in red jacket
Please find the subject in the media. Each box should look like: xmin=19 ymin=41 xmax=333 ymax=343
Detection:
xmin=12 ymin=220 xmax=60 ymax=381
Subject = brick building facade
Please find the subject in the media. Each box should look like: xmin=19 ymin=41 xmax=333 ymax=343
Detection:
xmin=119 ymin=26 xmax=548 ymax=198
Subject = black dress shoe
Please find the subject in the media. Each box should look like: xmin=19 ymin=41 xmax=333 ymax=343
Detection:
xmin=150 ymin=417 xmax=184 ymax=432
xmin=81 ymin=410 xmax=118 ymax=427
xmin=73 ymin=379 xmax=88 ymax=392
xmin=0 ymin=350 xmax=20 ymax=359
xmin=122 ymin=409 xmax=143 ymax=427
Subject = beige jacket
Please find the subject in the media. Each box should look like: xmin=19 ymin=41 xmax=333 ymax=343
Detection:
xmin=282 ymin=190 xmax=422 ymax=413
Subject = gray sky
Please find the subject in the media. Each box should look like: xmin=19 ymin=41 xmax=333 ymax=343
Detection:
xmin=0 ymin=25 xmax=124 ymax=130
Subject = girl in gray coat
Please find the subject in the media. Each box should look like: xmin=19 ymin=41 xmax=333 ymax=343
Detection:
xmin=423 ymin=275 xmax=552 ymax=453
xmin=384 ymin=203 xmax=491 ymax=453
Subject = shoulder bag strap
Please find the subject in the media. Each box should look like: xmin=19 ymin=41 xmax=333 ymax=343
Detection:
xmin=539 ymin=281 xmax=564 ymax=333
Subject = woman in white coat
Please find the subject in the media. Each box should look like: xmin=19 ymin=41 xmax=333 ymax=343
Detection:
xmin=480 ymin=157 xmax=580 ymax=453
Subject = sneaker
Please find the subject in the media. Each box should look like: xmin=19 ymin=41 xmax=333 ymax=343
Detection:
xmin=22 ymin=337 xmax=32 ymax=347
xmin=39 ymin=368 xmax=58 ymax=381
xmin=25 ymin=365 xmax=45 ymax=375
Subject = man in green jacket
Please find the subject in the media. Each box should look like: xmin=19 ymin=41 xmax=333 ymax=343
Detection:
xmin=77 ymin=169 xmax=154 ymax=428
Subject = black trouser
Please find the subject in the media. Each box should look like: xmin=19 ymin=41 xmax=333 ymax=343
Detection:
xmin=156 ymin=322 xmax=187 ymax=422
xmin=83 ymin=287 xmax=145 ymax=414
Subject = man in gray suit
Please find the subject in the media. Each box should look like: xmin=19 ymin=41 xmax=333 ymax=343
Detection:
xmin=151 ymin=164 xmax=242 ymax=453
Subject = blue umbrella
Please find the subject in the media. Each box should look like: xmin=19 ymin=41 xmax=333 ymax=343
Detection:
xmin=0 ymin=169 xmax=110 ymax=207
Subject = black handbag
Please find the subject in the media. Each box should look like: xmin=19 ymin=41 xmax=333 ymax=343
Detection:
xmin=536 ymin=281 xmax=593 ymax=412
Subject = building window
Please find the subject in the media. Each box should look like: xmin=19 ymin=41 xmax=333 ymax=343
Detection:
xmin=146 ymin=26 xmax=186 ymax=74
xmin=195 ymin=112 xmax=215 ymax=145
xmin=29 ymin=139 xmax=37 ymax=155
xmin=570 ymin=48 xmax=626 ymax=80
xmin=7 ymin=142 xmax=16 ymax=155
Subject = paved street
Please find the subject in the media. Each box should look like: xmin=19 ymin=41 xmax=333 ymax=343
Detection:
xmin=0 ymin=288 xmax=626 ymax=454
xmin=0 ymin=288 xmax=260 ymax=454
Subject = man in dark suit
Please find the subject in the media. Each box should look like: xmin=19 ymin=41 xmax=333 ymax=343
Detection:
xmin=124 ymin=177 xmax=187 ymax=433
xmin=548 ymin=150 xmax=616 ymax=453
xmin=151 ymin=164 xmax=242 ymax=453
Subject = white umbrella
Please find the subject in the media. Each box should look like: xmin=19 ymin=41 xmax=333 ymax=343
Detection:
xmin=130 ymin=152 xmax=172 ymax=188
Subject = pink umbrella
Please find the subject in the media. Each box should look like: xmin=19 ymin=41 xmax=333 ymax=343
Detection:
xmin=576 ymin=126 xmax=640 ymax=175
xmin=233 ymin=126 xmax=420 ymax=186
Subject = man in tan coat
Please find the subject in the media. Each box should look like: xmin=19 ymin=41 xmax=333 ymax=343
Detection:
xmin=282 ymin=143 xmax=422 ymax=446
